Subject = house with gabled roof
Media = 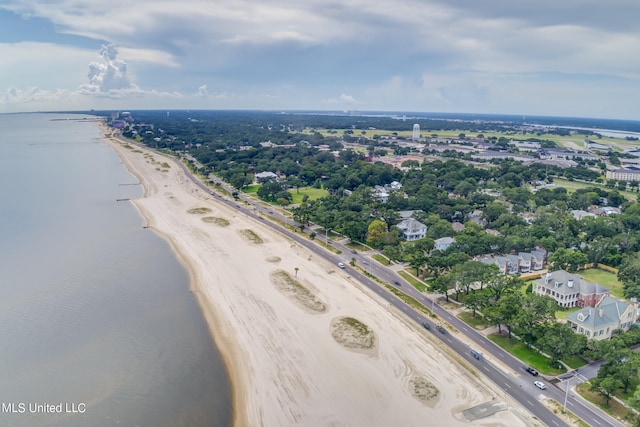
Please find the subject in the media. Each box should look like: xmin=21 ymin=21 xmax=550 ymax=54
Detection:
xmin=532 ymin=270 xmax=610 ymax=308
xmin=434 ymin=237 xmax=455 ymax=251
xmin=566 ymin=296 xmax=639 ymax=340
xmin=396 ymin=218 xmax=427 ymax=242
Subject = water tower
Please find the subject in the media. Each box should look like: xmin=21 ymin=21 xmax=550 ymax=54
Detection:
xmin=412 ymin=124 xmax=420 ymax=140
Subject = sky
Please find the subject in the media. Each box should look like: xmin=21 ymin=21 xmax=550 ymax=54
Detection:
xmin=1 ymin=0 xmax=639 ymax=120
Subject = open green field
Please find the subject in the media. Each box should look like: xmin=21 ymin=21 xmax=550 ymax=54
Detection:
xmin=242 ymin=184 xmax=260 ymax=194
xmin=288 ymin=186 xmax=329 ymax=204
xmin=578 ymin=268 xmax=625 ymax=298
xmin=307 ymin=128 xmax=627 ymax=151
xmin=551 ymin=178 xmax=636 ymax=200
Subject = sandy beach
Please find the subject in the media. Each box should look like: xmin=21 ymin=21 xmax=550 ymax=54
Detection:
xmin=100 ymin=125 xmax=536 ymax=427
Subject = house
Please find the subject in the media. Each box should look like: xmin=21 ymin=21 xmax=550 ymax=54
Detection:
xmin=434 ymin=237 xmax=455 ymax=251
xmin=371 ymin=186 xmax=390 ymax=203
xmin=566 ymin=296 xmax=639 ymax=340
xmin=477 ymin=249 xmax=546 ymax=274
xmin=531 ymin=249 xmax=547 ymax=270
xmin=532 ymin=270 xmax=610 ymax=308
xmin=396 ymin=218 xmax=427 ymax=242
xmin=571 ymin=209 xmax=596 ymax=221
xmin=254 ymin=171 xmax=279 ymax=183
xmin=451 ymin=221 xmax=465 ymax=232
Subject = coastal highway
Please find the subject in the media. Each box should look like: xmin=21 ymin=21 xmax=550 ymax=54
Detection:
xmin=170 ymin=157 xmax=622 ymax=427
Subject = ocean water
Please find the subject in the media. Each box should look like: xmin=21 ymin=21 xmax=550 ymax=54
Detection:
xmin=0 ymin=114 xmax=232 ymax=427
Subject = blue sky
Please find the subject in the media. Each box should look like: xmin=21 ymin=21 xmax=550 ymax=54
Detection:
xmin=1 ymin=0 xmax=639 ymax=119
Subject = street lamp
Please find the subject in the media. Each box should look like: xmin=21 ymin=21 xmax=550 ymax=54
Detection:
xmin=563 ymin=373 xmax=577 ymax=414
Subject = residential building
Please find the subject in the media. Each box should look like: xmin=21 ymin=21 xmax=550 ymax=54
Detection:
xmin=606 ymin=168 xmax=640 ymax=182
xmin=532 ymin=270 xmax=610 ymax=308
xmin=254 ymin=171 xmax=279 ymax=182
xmin=478 ymin=249 xmax=546 ymax=274
xmin=566 ymin=296 xmax=639 ymax=340
xmin=396 ymin=218 xmax=427 ymax=242
xmin=434 ymin=237 xmax=455 ymax=251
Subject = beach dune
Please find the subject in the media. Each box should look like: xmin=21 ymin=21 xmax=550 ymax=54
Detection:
xmin=102 ymin=126 xmax=533 ymax=427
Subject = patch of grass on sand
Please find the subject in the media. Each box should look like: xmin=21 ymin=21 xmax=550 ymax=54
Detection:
xmin=160 ymin=162 xmax=170 ymax=169
xmin=187 ymin=207 xmax=212 ymax=214
xmin=202 ymin=216 xmax=230 ymax=226
xmin=331 ymin=317 xmax=376 ymax=349
xmin=543 ymin=398 xmax=590 ymax=427
xmin=240 ymin=229 xmax=263 ymax=244
xmin=410 ymin=376 xmax=439 ymax=402
xmin=272 ymin=270 xmax=326 ymax=312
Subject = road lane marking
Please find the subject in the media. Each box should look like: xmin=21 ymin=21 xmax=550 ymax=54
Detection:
xmin=504 ymin=383 xmax=511 ymax=389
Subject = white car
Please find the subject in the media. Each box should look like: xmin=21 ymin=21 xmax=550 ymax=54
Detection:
xmin=534 ymin=381 xmax=547 ymax=390
xmin=337 ymin=262 xmax=346 ymax=269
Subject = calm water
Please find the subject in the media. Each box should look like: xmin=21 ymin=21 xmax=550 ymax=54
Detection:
xmin=0 ymin=114 xmax=232 ymax=427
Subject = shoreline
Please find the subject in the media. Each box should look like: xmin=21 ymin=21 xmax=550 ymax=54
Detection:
xmin=99 ymin=125 xmax=246 ymax=427
xmin=98 ymin=121 xmax=535 ymax=427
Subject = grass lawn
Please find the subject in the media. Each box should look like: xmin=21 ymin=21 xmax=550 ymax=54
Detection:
xmin=488 ymin=334 xmax=566 ymax=376
xmin=372 ymin=254 xmax=391 ymax=266
xmin=552 ymin=178 xmax=636 ymax=200
xmin=578 ymin=268 xmax=625 ymax=298
xmin=288 ymin=186 xmax=329 ymax=204
xmin=556 ymin=306 xmax=582 ymax=321
xmin=241 ymin=184 xmax=260 ymax=194
xmin=458 ymin=311 xmax=491 ymax=330
xmin=398 ymin=270 xmax=428 ymax=292
xmin=563 ymin=354 xmax=588 ymax=369
xmin=576 ymin=382 xmax=638 ymax=426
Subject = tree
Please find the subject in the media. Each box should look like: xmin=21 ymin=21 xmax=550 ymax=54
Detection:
xmin=366 ymin=219 xmax=388 ymax=247
xmin=548 ymin=248 xmax=588 ymax=272
xmin=590 ymin=376 xmax=623 ymax=406
xmin=619 ymin=253 xmax=640 ymax=299
xmin=463 ymin=291 xmax=489 ymax=317
xmin=536 ymin=323 xmax=586 ymax=366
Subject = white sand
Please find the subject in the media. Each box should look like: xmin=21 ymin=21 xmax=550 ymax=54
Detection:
xmin=101 ymin=127 xmax=535 ymax=427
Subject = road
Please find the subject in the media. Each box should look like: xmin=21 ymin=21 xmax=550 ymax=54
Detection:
xmin=173 ymin=157 xmax=623 ymax=427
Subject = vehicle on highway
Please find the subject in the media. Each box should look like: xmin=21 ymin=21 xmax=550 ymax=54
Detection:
xmin=351 ymin=249 xmax=357 ymax=254
xmin=534 ymin=381 xmax=547 ymax=390
xmin=524 ymin=366 xmax=539 ymax=376
xmin=471 ymin=350 xmax=483 ymax=360
xmin=393 ymin=281 xmax=401 ymax=286
xmin=337 ymin=262 xmax=346 ymax=269
xmin=422 ymin=322 xmax=430 ymax=330
xmin=437 ymin=326 xmax=447 ymax=334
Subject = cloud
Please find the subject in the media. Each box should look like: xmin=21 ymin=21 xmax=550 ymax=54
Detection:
xmin=79 ymin=44 xmax=138 ymax=94
xmin=322 ymin=94 xmax=361 ymax=105
xmin=196 ymin=84 xmax=208 ymax=97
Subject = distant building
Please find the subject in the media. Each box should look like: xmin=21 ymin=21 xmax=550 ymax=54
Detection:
xmin=434 ymin=237 xmax=455 ymax=251
xmin=254 ymin=171 xmax=279 ymax=183
xmin=606 ymin=168 xmax=640 ymax=182
xmin=396 ymin=218 xmax=427 ymax=241
xmin=532 ymin=270 xmax=610 ymax=308
xmin=566 ymin=296 xmax=639 ymax=340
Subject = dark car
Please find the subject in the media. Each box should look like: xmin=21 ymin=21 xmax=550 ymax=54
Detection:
xmin=422 ymin=322 xmax=430 ymax=330
xmin=524 ymin=366 xmax=539 ymax=376
xmin=437 ymin=326 xmax=447 ymax=334
xmin=393 ymin=281 xmax=401 ymax=287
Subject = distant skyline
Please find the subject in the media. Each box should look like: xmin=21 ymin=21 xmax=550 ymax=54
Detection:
xmin=1 ymin=1 xmax=639 ymax=120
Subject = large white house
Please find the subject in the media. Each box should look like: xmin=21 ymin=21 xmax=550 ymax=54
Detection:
xmin=396 ymin=218 xmax=427 ymax=241
xmin=566 ymin=296 xmax=639 ymax=340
